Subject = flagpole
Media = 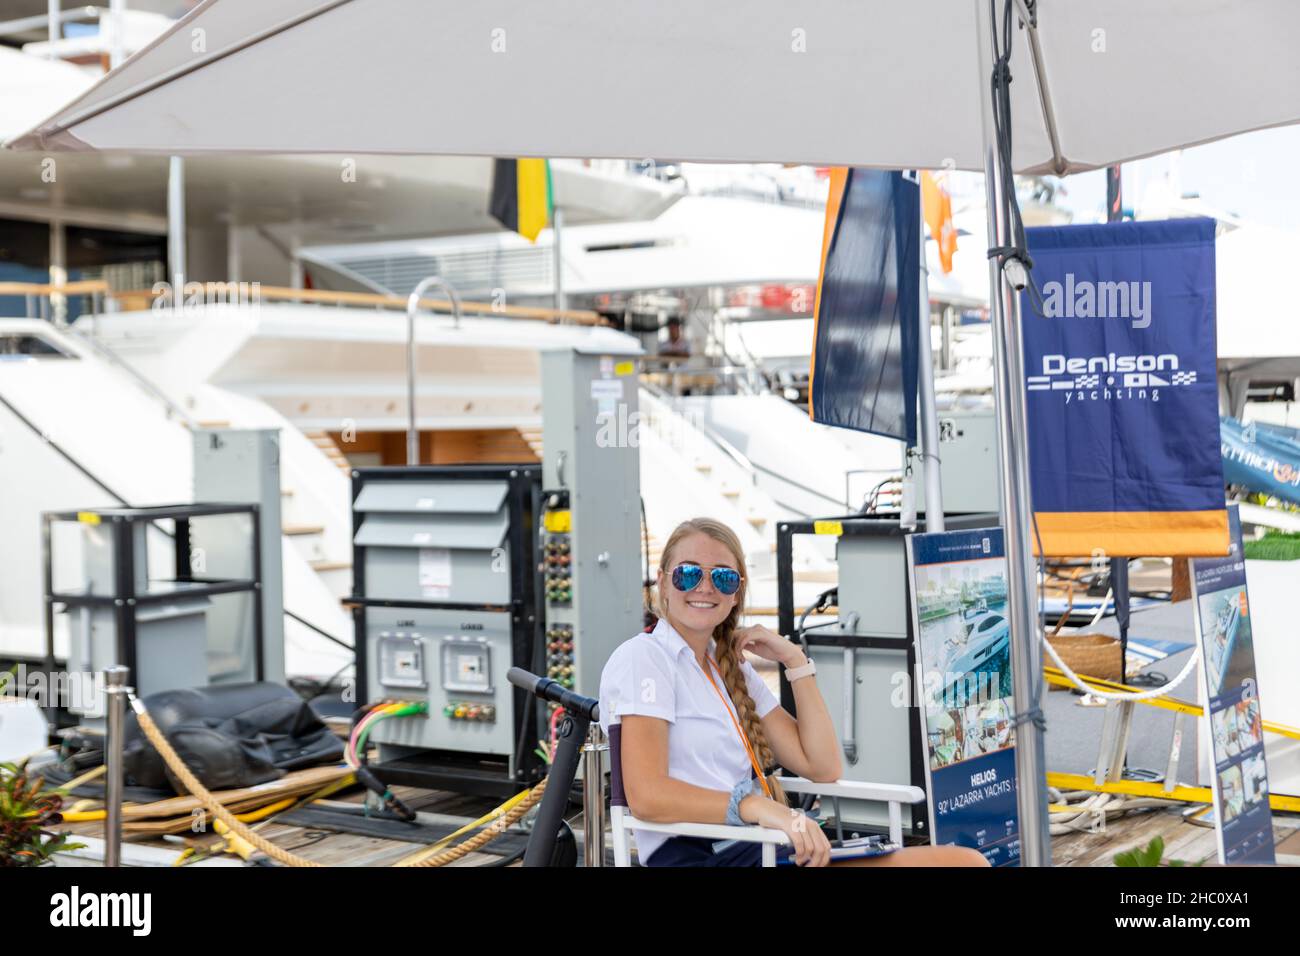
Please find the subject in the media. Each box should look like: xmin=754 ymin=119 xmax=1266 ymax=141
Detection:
xmin=553 ymin=205 xmax=567 ymax=312
xmin=917 ymin=176 xmax=945 ymax=533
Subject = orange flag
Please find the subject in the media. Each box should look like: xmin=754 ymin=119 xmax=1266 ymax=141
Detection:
xmin=921 ymin=171 xmax=957 ymax=274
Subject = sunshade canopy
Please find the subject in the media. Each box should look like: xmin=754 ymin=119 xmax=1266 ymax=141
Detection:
xmin=11 ymin=0 xmax=1300 ymax=174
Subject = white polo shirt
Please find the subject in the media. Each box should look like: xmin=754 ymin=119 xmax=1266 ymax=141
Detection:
xmin=598 ymin=617 xmax=781 ymax=863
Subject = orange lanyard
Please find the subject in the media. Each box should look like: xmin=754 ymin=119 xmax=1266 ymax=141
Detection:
xmin=700 ymin=653 xmax=773 ymax=799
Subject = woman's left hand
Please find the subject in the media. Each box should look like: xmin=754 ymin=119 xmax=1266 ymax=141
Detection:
xmin=734 ymin=624 xmax=803 ymax=668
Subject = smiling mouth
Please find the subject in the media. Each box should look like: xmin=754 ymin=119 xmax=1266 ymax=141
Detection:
xmin=686 ymin=600 xmax=718 ymax=609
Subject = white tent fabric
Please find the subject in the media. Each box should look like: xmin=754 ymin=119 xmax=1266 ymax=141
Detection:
xmin=10 ymin=0 xmax=1300 ymax=173
xmin=0 ymin=47 xmax=95 ymax=145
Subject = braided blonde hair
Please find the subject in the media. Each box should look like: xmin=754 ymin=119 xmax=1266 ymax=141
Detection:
xmin=654 ymin=517 xmax=787 ymax=807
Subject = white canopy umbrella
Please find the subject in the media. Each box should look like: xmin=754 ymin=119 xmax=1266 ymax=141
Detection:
xmin=12 ymin=0 xmax=1300 ymax=868
xmin=8 ymin=0 xmax=1299 ymax=168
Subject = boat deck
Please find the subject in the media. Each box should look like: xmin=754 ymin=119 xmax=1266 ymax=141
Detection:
xmin=56 ymin=779 xmax=1300 ymax=867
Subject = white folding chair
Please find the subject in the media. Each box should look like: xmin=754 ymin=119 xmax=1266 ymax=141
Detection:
xmin=607 ymin=721 xmax=926 ymax=867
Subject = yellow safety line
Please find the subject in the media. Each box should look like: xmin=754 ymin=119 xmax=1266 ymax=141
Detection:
xmin=1047 ymin=771 xmax=1300 ymax=814
xmin=1042 ymin=667 xmax=1300 ymax=741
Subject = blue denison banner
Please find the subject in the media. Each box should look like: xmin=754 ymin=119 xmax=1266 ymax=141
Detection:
xmin=1021 ymin=218 xmax=1228 ymax=557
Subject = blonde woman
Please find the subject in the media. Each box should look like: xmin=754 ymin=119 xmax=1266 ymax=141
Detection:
xmin=599 ymin=517 xmax=991 ymax=868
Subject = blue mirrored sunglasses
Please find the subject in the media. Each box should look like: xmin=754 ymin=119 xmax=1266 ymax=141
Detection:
xmin=670 ymin=563 xmax=742 ymax=596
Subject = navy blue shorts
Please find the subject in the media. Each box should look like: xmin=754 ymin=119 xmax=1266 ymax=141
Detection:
xmin=644 ymin=835 xmax=793 ymax=867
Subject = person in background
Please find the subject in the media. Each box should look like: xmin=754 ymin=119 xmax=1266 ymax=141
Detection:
xmin=659 ymin=316 xmax=691 ymax=358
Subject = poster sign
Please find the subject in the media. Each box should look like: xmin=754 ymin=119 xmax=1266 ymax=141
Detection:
xmin=1190 ymin=505 xmax=1275 ymax=864
xmin=906 ymin=527 xmax=1020 ymax=866
xmin=1021 ymin=218 xmax=1227 ymax=557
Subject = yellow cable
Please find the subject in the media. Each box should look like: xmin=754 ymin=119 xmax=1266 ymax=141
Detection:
xmin=55 ymin=763 xmax=107 ymax=793
xmin=399 ymin=777 xmax=549 ymax=868
xmin=1043 ymin=667 xmax=1300 ymax=740
xmin=392 ymin=785 xmax=535 ymax=866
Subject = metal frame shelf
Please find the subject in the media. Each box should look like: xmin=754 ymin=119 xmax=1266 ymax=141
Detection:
xmin=41 ymin=502 xmax=265 ymax=687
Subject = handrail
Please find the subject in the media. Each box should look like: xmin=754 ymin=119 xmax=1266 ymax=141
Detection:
xmin=0 ymin=389 xmax=345 ymax=649
xmin=110 ymin=284 xmax=606 ymax=325
xmin=0 ymin=280 xmax=111 ymax=297
xmin=65 ymin=326 xmax=199 ymax=430
xmin=0 ymin=391 xmax=134 ymax=507
xmin=639 ymin=379 xmax=848 ymax=513
xmin=285 ymin=608 xmax=353 ymax=653
xmin=406 ymin=275 xmax=464 ymax=464
xmin=639 ymin=378 xmax=758 ymax=479
xmin=0 ymin=279 xmax=605 ymax=324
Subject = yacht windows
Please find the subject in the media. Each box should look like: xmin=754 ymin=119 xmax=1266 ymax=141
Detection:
xmin=0 ymin=334 xmax=76 ymax=359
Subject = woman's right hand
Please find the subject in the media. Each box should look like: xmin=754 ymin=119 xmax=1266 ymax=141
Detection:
xmin=740 ymin=795 xmax=832 ymax=867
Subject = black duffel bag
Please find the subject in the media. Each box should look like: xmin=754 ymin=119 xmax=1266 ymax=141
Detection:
xmin=124 ymin=682 xmax=345 ymax=793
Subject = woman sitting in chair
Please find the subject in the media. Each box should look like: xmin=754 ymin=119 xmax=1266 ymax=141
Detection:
xmin=599 ymin=517 xmax=990 ymax=867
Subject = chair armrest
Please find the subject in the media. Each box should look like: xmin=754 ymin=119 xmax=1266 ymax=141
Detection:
xmin=622 ymin=815 xmax=790 ymax=845
xmin=777 ymin=777 xmax=926 ymax=804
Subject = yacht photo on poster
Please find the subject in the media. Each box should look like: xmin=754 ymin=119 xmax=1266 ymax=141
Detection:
xmin=1191 ymin=505 xmax=1276 ymax=864
xmin=906 ymin=528 xmax=1020 ymax=866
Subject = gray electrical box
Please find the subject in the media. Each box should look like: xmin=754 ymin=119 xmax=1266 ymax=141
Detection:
xmin=192 ymin=428 xmax=285 ymax=685
xmin=351 ymin=464 xmax=541 ymax=793
xmin=354 ymin=480 xmax=512 ymax=605
xmin=827 ymin=532 xmax=916 ymax=831
xmin=927 ymin=408 xmax=1000 ymax=515
xmin=348 ymin=346 xmax=644 ymax=796
xmin=777 ymin=512 xmax=999 ymax=839
xmin=69 ymin=587 xmax=211 ymax=721
xmin=363 ymin=606 xmax=517 ymax=759
xmin=539 ymin=348 xmax=644 ymax=702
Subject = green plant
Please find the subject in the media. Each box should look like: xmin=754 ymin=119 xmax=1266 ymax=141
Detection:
xmin=1243 ymin=530 xmax=1300 ymax=561
xmin=0 ymin=758 xmax=84 ymax=866
xmin=1113 ymin=835 xmax=1204 ymax=867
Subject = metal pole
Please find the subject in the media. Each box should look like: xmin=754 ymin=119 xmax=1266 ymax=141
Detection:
xmin=975 ymin=0 xmax=1051 ymax=866
xmin=916 ymin=180 xmax=945 ymax=532
xmin=46 ymin=0 xmax=58 ymax=56
xmin=552 ymin=206 xmax=566 ymax=313
xmin=167 ymin=156 xmax=186 ymax=301
xmin=48 ymin=220 xmax=67 ymax=325
xmin=104 ymin=666 xmax=131 ymax=868
xmin=405 ymin=276 xmax=463 ymax=464
xmin=582 ymin=723 xmax=606 ymax=867
xmin=1105 ymin=164 xmax=1132 ymax=680
xmin=108 ymin=0 xmax=127 ymax=69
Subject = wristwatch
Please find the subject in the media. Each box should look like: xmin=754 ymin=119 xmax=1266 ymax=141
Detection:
xmin=784 ymin=658 xmax=817 ymax=682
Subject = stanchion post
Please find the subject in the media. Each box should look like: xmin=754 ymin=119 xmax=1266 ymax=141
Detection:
xmin=583 ymin=723 xmax=607 ymax=867
xmin=103 ymin=666 xmax=131 ymax=868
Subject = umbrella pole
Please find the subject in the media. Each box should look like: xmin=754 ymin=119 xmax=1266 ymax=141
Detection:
xmin=975 ymin=0 xmax=1051 ymax=866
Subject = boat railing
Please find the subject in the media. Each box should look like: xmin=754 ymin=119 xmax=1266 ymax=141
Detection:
xmin=0 ymin=280 xmax=605 ymax=326
xmin=66 ymin=324 xmax=200 ymax=430
xmin=638 ymin=378 xmax=847 ymax=517
xmin=0 ymin=279 xmax=109 ymax=323
xmin=110 ymin=283 xmax=607 ymax=325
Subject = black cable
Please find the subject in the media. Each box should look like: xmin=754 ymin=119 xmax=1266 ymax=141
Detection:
xmin=640 ymin=495 xmax=652 ymax=596
xmin=986 ymin=0 xmax=1047 ymax=319
xmin=486 ymin=844 xmax=528 ymax=867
